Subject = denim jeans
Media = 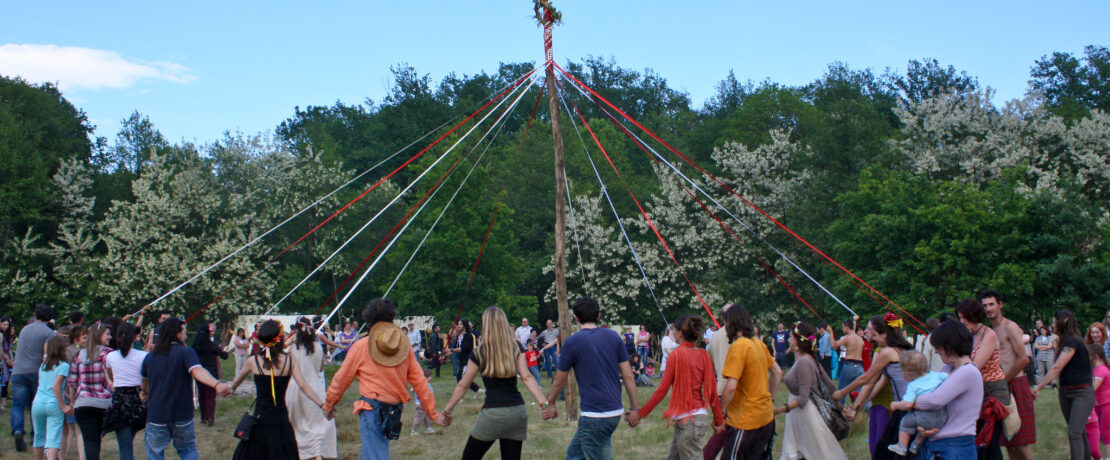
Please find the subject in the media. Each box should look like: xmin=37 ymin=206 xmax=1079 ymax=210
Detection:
xmin=116 ymin=426 xmax=135 ymax=460
xmin=543 ymin=348 xmax=559 ymax=378
xmin=9 ymin=373 xmax=36 ymax=436
xmin=636 ymin=346 xmax=648 ymax=370
xmin=566 ymin=415 xmax=620 ymax=460
xmin=529 ymin=365 xmax=542 ymax=387
xmin=358 ymin=399 xmax=392 ymax=460
xmin=145 ymin=419 xmax=198 ymax=460
xmin=836 ymin=361 xmax=864 ymax=405
xmin=919 ymin=435 xmax=976 ymax=460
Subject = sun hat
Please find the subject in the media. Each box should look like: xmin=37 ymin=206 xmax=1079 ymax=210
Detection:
xmin=368 ymin=322 xmax=409 ymax=367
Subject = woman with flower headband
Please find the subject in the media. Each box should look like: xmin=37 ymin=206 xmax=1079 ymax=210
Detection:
xmin=774 ymin=321 xmax=847 ymax=460
xmin=832 ymin=313 xmax=914 ymax=460
xmin=230 ymin=319 xmax=327 ymax=460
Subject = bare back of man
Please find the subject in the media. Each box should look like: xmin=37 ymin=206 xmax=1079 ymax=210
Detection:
xmin=984 ymin=294 xmax=1034 ymax=460
xmin=835 ymin=332 xmax=863 ymax=361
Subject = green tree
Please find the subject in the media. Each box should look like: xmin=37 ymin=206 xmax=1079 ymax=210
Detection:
xmin=1029 ymin=45 xmax=1110 ymax=120
xmin=0 ymin=77 xmax=97 ymax=242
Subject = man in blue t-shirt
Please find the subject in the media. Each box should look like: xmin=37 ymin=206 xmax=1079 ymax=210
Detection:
xmin=545 ymin=297 xmax=641 ymax=460
xmin=141 ymin=318 xmax=229 ymax=460
xmin=771 ymin=322 xmax=790 ymax=369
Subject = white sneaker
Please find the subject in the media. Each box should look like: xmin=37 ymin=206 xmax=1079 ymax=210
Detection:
xmin=424 ymin=426 xmax=436 ymax=434
xmin=411 ymin=431 xmax=419 ymax=436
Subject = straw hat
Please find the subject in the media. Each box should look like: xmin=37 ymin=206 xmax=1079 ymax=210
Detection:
xmin=368 ymin=322 xmax=409 ymax=367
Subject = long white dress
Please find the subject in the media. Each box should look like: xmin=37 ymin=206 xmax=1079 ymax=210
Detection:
xmin=285 ymin=341 xmax=337 ymax=459
xmin=780 ymin=355 xmax=847 ymax=460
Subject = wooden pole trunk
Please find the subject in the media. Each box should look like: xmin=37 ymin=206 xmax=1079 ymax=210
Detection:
xmin=543 ymin=21 xmax=578 ymax=422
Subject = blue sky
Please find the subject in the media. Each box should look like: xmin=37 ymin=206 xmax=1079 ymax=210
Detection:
xmin=2 ymin=1 xmax=1107 ymax=145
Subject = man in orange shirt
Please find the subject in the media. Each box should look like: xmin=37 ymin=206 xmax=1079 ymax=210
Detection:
xmin=717 ymin=305 xmax=782 ymax=460
xmin=323 ymin=299 xmax=448 ymax=459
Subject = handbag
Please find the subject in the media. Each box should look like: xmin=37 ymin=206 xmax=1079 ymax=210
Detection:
xmin=233 ymin=400 xmax=258 ymax=441
xmin=809 ymin=362 xmax=851 ymax=441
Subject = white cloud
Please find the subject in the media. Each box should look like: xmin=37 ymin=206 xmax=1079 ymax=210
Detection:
xmin=0 ymin=44 xmax=196 ymax=91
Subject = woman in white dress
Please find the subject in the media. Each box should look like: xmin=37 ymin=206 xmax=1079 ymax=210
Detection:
xmin=774 ymin=321 xmax=847 ymax=460
xmin=660 ymin=324 xmax=678 ymax=375
xmin=285 ymin=318 xmax=337 ymax=460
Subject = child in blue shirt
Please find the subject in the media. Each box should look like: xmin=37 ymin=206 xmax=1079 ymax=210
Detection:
xmin=31 ymin=336 xmax=72 ymax=456
xmin=888 ymin=350 xmax=948 ymax=456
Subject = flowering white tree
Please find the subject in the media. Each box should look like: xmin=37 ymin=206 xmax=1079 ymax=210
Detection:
xmin=895 ymin=90 xmax=1110 ymax=220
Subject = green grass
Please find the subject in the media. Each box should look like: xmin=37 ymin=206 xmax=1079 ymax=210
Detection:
xmin=0 ymin=360 xmax=1075 ymax=459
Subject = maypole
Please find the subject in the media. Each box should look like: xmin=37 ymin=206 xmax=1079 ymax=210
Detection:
xmin=535 ymin=0 xmax=577 ymax=421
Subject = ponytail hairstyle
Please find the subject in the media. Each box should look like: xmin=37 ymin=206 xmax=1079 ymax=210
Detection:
xmin=791 ymin=322 xmax=819 ymax=359
xmin=116 ymin=322 xmax=138 ymax=358
xmin=869 ymin=314 xmax=913 ymax=351
xmin=677 ymin=316 xmax=705 ymax=343
xmin=295 ymin=317 xmax=316 ymax=354
xmin=256 ymin=319 xmax=285 ymax=370
xmin=1054 ymin=310 xmax=1081 ymax=353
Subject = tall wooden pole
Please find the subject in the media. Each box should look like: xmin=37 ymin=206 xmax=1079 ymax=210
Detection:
xmin=538 ymin=1 xmax=578 ymax=421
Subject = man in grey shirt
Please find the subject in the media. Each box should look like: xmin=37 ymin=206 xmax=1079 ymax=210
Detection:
xmin=10 ymin=304 xmax=55 ymax=451
xmin=538 ymin=319 xmax=561 ymax=378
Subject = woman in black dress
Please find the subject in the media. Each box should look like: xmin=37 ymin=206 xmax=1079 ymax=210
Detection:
xmin=230 ymin=320 xmax=327 ymax=460
xmin=191 ymin=321 xmax=227 ymax=426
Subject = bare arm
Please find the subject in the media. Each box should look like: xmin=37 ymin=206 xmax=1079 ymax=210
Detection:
xmin=720 ymin=378 xmax=738 ymax=412
xmin=546 ymin=370 xmax=569 ymax=405
xmin=619 ymin=361 xmax=640 ymax=409
xmin=1003 ymin=324 xmax=1031 ymax=381
xmin=833 ymin=347 xmax=894 ymax=401
xmin=289 ymin=358 xmax=324 ymax=407
xmin=190 ymin=365 xmax=228 ymax=396
xmin=516 ymin=354 xmax=548 ymax=406
xmin=230 ymin=359 xmax=253 ymax=390
xmin=54 ymin=374 xmax=71 ymax=414
xmin=972 ymin=329 xmax=999 ymax=371
xmin=443 ymin=360 xmax=481 ymax=415
xmin=768 ymin=361 xmax=783 ymax=397
xmin=1034 ymin=347 xmax=1076 ymax=395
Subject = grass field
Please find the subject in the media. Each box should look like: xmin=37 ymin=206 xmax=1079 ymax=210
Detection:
xmin=0 ymin=358 xmax=1077 ymax=459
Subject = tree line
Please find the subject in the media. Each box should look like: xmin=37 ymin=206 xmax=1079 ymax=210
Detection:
xmin=1 ymin=46 xmax=1108 ymax=331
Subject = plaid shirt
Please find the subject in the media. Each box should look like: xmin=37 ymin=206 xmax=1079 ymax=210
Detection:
xmin=68 ymin=347 xmax=114 ymax=400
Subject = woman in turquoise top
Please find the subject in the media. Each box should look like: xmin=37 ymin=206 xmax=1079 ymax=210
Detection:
xmin=32 ymin=336 xmax=73 ymax=460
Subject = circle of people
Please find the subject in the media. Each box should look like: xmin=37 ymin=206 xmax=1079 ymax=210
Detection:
xmin=0 ymin=289 xmax=1103 ymax=460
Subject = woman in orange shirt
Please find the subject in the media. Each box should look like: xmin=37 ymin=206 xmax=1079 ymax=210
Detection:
xmin=637 ymin=316 xmax=723 ymax=460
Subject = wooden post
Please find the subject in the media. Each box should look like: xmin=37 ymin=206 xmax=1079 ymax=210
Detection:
xmin=537 ymin=0 xmax=578 ymax=421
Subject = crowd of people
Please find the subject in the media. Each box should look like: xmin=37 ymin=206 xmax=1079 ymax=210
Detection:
xmin=0 ymin=288 xmax=1104 ymax=459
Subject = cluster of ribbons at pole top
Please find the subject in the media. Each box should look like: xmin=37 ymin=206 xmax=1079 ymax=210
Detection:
xmin=134 ymin=3 xmax=926 ymax=336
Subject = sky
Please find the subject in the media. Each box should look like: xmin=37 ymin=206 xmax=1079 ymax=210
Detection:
xmin=2 ymin=1 xmax=1108 ymax=145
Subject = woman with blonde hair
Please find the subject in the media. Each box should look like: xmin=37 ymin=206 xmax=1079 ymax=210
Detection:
xmin=442 ymin=307 xmax=550 ymax=460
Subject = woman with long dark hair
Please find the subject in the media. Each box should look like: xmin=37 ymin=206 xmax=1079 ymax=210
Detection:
xmin=1033 ymin=309 xmax=1096 ymax=460
xmin=191 ymin=321 xmax=226 ymax=426
xmin=832 ymin=314 xmax=914 ymax=460
xmin=285 ymin=318 xmax=337 ymax=460
xmin=0 ymin=316 xmax=14 ymax=411
xmin=230 ymin=320 xmax=325 ymax=460
xmin=104 ymin=322 xmax=147 ymax=460
xmin=442 ymin=307 xmax=550 ymax=460
xmin=451 ymin=319 xmax=482 ymax=394
xmin=776 ymin=321 xmax=847 ymax=460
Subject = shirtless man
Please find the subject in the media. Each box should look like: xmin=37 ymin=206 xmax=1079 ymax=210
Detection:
xmin=982 ymin=289 xmax=1034 ymax=460
xmin=832 ymin=316 xmax=863 ymax=404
